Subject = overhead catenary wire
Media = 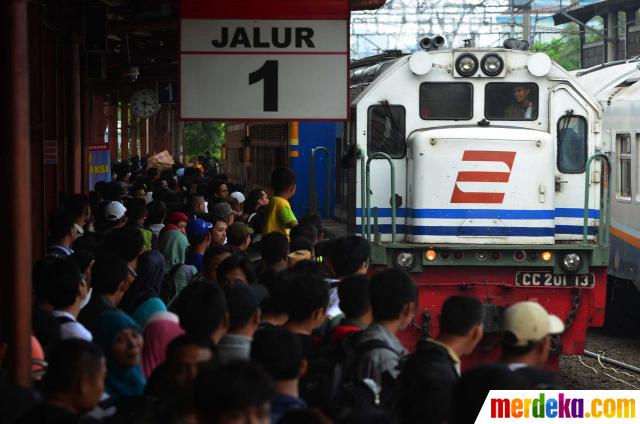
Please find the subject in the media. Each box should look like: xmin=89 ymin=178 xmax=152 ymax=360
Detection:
xmin=350 ymin=0 xmax=615 ymax=57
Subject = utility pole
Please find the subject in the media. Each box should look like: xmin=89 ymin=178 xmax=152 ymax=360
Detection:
xmin=523 ymin=9 xmax=531 ymax=49
xmin=510 ymin=1 xmax=516 ymax=38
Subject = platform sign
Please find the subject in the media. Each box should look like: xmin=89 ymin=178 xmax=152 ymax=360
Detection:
xmin=180 ymin=0 xmax=349 ymax=121
xmin=88 ymin=144 xmax=111 ymax=191
xmin=157 ymin=80 xmax=178 ymax=104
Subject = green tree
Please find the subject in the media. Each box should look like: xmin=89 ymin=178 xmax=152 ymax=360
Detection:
xmin=184 ymin=122 xmax=225 ymax=161
xmin=534 ymin=36 xmax=581 ymax=71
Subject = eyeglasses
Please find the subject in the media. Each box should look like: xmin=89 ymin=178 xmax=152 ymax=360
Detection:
xmin=32 ymin=359 xmax=47 ymax=380
xmin=127 ymin=266 xmax=138 ymax=279
xmin=73 ymin=223 xmax=84 ymax=236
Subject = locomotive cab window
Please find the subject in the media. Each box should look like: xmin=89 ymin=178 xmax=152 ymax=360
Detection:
xmin=367 ymin=104 xmax=406 ymax=158
xmin=485 ymin=83 xmax=539 ymax=121
xmin=419 ymin=83 xmax=473 ymax=120
xmin=557 ymin=115 xmax=587 ymax=174
xmin=616 ymin=133 xmax=632 ymax=199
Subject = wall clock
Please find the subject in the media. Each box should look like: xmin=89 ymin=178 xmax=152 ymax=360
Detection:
xmin=130 ymin=89 xmax=160 ymax=118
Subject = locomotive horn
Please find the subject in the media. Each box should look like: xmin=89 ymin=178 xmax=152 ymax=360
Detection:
xmin=419 ymin=35 xmax=446 ymax=51
xmin=419 ymin=37 xmax=433 ymax=50
xmin=432 ymin=35 xmax=445 ymax=48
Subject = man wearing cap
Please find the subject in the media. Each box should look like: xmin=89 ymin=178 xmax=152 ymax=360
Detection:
xmin=229 ymin=191 xmax=245 ymax=216
xmin=226 ymin=222 xmax=253 ymax=253
xmin=100 ymin=201 xmax=128 ymax=236
xmin=216 ymin=283 xmax=267 ymax=364
xmin=185 ymin=219 xmax=213 ymax=272
xmin=500 ymin=301 xmax=563 ymax=386
xmin=211 ymin=202 xmax=235 ymax=226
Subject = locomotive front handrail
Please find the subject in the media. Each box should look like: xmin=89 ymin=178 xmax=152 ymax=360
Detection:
xmin=366 ymin=152 xmax=396 ymax=244
xmin=583 ymin=152 xmax=611 ymax=244
xmin=310 ymin=146 xmax=331 ymax=218
xmin=359 ymin=148 xmax=366 ymax=237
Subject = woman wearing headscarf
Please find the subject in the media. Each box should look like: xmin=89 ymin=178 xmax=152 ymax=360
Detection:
xmin=141 ymin=312 xmax=184 ymax=378
xmin=93 ymin=311 xmax=146 ymax=402
xmin=159 ymin=211 xmax=189 ymax=237
xmin=159 ymin=221 xmax=190 ymax=273
xmin=119 ymin=250 xmax=167 ymax=327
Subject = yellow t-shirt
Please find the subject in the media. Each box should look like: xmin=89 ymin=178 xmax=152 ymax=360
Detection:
xmin=263 ymin=196 xmax=297 ymax=238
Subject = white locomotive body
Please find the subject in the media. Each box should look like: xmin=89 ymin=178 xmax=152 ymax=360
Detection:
xmin=346 ymin=47 xmax=610 ymax=355
xmin=352 ymin=48 xmax=604 ymax=246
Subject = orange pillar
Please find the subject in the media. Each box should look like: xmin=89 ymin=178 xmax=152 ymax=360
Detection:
xmin=95 ymin=95 xmax=106 ymax=146
xmin=121 ymin=102 xmax=129 ymax=161
xmin=140 ymin=118 xmax=148 ymax=157
xmin=2 ymin=0 xmax=33 ymax=388
xmin=131 ymin=117 xmax=138 ymax=158
xmin=148 ymin=114 xmax=157 ymax=154
xmin=108 ymin=104 xmax=118 ymax=161
xmin=166 ymin=107 xmax=174 ymax=155
xmin=70 ymin=33 xmax=82 ymax=193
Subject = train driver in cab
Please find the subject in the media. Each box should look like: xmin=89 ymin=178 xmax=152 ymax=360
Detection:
xmin=504 ymin=84 xmax=535 ymax=119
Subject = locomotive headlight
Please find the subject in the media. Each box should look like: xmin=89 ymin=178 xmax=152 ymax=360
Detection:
xmin=481 ymin=54 xmax=504 ymax=76
xmin=475 ymin=251 xmax=489 ymax=262
xmin=395 ymin=252 xmax=416 ymax=270
xmin=425 ymin=249 xmax=437 ymax=261
xmin=562 ymin=253 xmax=582 ymax=272
xmin=513 ymin=250 xmax=526 ymax=262
xmin=455 ymin=54 xmax=478 ymax=77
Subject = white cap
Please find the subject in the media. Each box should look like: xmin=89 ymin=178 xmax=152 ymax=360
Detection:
xmin=501 ymin=301 xmax=564 ymax=347
xmin=104 ymin=201 xmax=127 ymax=222
xmin=230 ymin=191 xmax=245 ymax=204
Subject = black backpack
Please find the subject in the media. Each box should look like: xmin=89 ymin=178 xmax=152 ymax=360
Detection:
xmin=248 ymin=207 xmax=267 ymax=234
xmin=299 ymin=331 xmax=395 ymax=419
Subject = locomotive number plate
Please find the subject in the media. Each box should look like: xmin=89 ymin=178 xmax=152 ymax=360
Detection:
xmin=515 ymin=272 xmax=595 ymax=288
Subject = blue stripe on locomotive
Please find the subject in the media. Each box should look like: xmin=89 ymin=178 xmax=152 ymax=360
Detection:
xmin=355 ymin=208 xmax=599 ymax=237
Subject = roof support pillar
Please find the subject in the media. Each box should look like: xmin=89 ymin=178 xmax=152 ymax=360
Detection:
xmin=1 ymin=0 xmax=33 ymax=388
xmin=70 ymin=33 xmax=83 ymax=193
xmin=121 ymin=103 xmax=129 ymax=160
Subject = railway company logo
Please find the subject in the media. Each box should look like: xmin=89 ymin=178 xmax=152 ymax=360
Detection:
xmin=450 ymin=150 xmax=516 ymax=204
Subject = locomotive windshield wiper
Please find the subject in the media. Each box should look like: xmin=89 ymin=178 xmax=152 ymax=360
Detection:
xmin=558 ymin=110 xmax=574 ymax=142
xmin=371 ymin=100 xmax=401 ymax=153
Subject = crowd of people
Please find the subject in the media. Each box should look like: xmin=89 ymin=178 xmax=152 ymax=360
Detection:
xmin=0 ymin=159 xmax=566 ymax=424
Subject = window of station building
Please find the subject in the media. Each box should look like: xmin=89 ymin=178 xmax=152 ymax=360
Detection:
xmin=367 ymin=104 xmax=406 ymax=158
xmin=616 ymin=133 xmax=632 ymax=199
xmin=557 ymin=115 xmax=587 ymax=174
xmin=485 ymin=83 xmax=539 ymax=121
xmin=419 ymin=83 xmax=473 ymax=120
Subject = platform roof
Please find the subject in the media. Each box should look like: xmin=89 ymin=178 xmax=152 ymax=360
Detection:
xmin=553 ymin=0 xmax=640 ymax=26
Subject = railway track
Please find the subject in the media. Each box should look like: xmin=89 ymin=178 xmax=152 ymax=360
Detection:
xmin=560 ymin=329 xmax=640 ymax=389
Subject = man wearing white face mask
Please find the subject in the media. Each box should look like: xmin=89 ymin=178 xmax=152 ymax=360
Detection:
xmin=70 ymin=250 xmax=96 ymax=312
xmin=44 ymin=257 xmax=94 ymax=341
xmin=46 ymin=210 xmax=80 ymax=258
